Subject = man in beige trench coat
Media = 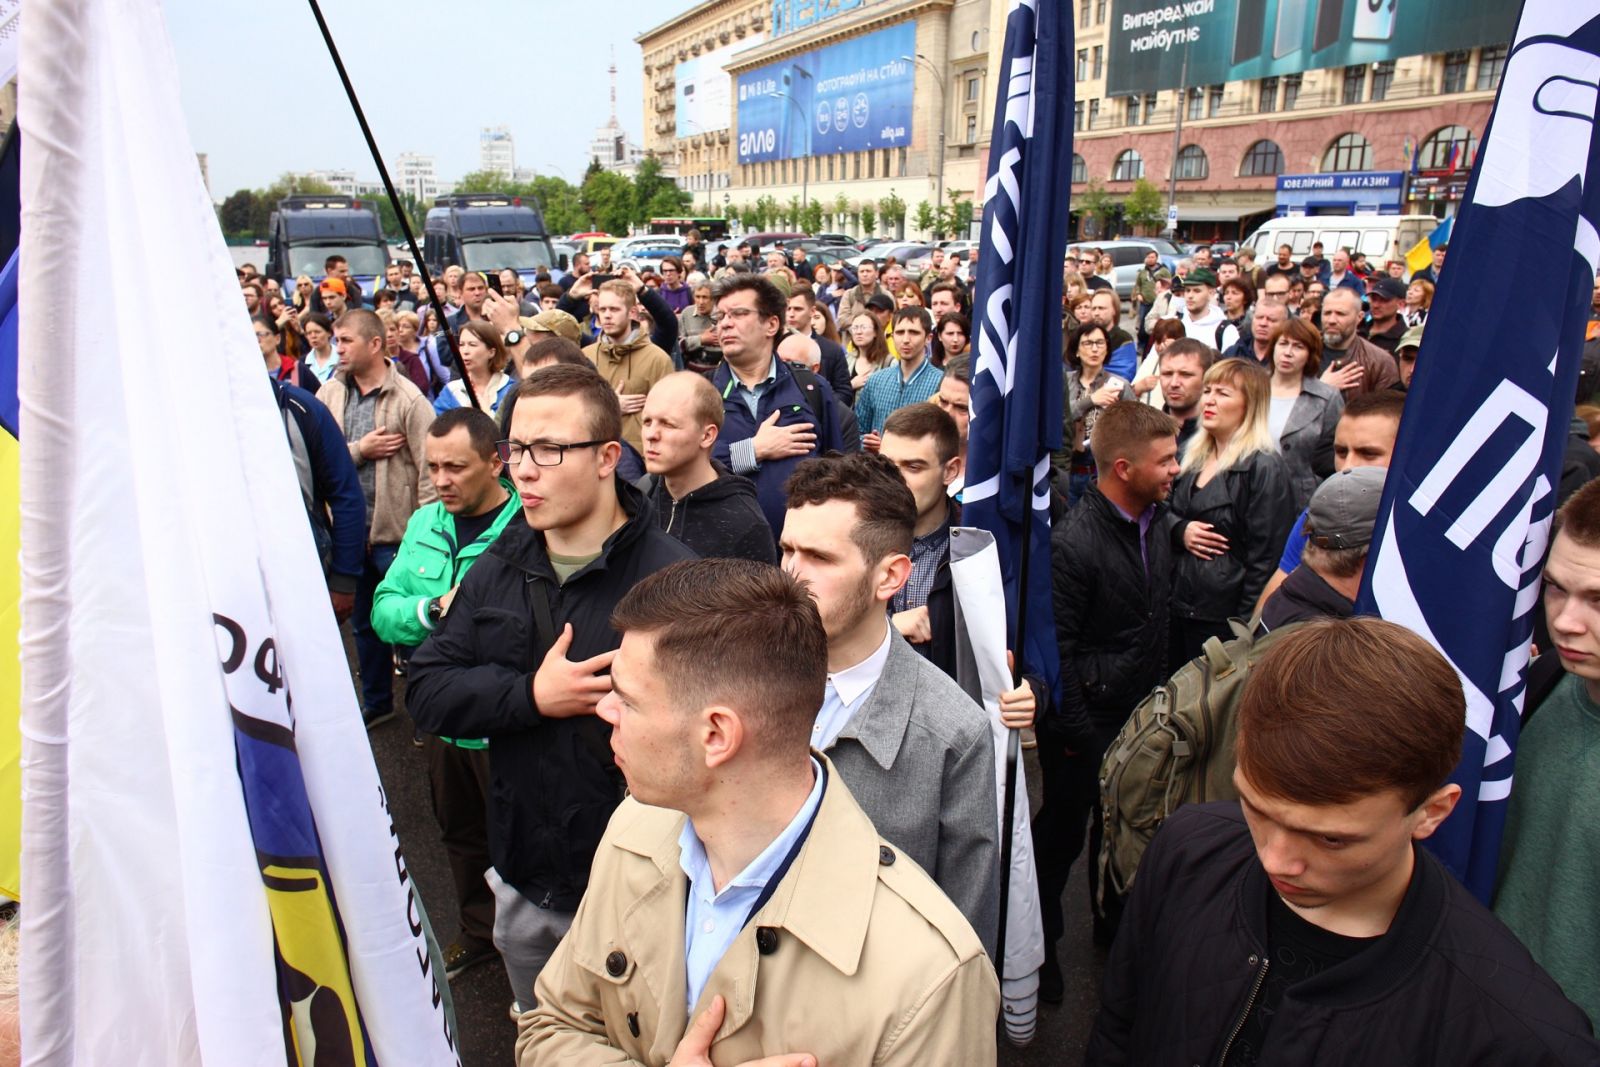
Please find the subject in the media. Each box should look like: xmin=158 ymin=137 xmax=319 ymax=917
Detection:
xmin=517 ymin=558 xmax=999 ymax=1066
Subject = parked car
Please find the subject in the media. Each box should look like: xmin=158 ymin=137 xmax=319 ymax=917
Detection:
xmin=848 ymin=242 xmax=932 ymax=268
xmin=1239 ymin=215 xmax=1439 ymax=274
xmin=1068 ymin=239 xmax=1181 ymax=300
xmin=813 ymin=232 xmax=856 ymax=245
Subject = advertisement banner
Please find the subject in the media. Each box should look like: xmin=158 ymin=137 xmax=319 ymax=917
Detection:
xmin=735 ymin=20 xmax=915 ymax=164
xmin=1106 ymin=0 xmax=1517 ymax=97
xmin=676 ymin=36 xmax=763 ymax=138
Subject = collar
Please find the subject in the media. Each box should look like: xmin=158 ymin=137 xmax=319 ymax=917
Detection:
xmin=835 ymin=630 xmax=917 ymax=770
xmin=829 ymin=621 xmax=893 ymax=708
xmin=899 ymin=352 xmax=934 ymax=384
xmin=723 ymin=354 xmax=779 ymax=396
xmin=1106 ymin=495 xmax=1156 ymax=528
xmin=677 ymin=756 xmax=826 ymax=903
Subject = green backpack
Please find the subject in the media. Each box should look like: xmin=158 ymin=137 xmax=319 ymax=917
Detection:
xmin=1096 ymin=618 xmax=1306 ymax=906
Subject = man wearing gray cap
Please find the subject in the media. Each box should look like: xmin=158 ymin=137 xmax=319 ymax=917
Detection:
xmin=1259 ymin=467 xmax=1386 ymax=631
xmin=1360 ymin=276 xmax=1410 ymax=355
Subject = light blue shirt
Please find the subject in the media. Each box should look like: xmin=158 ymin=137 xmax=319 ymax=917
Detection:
xmin=678 ymin=756 xmax=826 ymax=1013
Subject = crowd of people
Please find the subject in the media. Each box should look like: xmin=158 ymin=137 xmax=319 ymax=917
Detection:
xmin=239 ymin=223 xmax=1600 ymax=1064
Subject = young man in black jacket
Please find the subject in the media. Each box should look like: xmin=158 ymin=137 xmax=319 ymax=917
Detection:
xmin=406 ymin=364 xmax=694 ymax=1018
xmin=1090 ymin=617 xmax=1600 ymax=1066
xmin=1037 ymin=401 xmax=1179 ymax=999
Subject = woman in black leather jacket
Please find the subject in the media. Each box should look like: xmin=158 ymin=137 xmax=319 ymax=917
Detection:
xmin=1167 ymin=359 xmax=1297 ymax=669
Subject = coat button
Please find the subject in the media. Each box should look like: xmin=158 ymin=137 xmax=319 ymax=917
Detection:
xmin=756 ymin=926 xmax=779 ymax=955
xmin=879 ymin=845 xmax=896 ymax=866
xmin=1247 ymin=954 xmax=1259 ymax=967
xmin=606 ymin=950 xmax=627 ymax=977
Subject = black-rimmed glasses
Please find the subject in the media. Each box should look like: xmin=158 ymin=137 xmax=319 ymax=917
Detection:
xmin=496 ymin=439 xmax=610 ymax=467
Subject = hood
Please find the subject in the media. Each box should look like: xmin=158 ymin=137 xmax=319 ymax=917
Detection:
xmin=647 ymin=461 xmax=760 ymax=506
xmin=595 ymin=325 xmax=652 ymax=359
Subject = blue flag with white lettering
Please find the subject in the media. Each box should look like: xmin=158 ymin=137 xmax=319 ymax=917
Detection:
xmin=963 ymin=0 xmax=1071 ymax=699
xmin=1356 ymin=4 xmax=1600 ymax=902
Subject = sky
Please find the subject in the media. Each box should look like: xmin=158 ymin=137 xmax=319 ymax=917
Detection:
xmin=165 ymin=0 xmax=685 ymax=196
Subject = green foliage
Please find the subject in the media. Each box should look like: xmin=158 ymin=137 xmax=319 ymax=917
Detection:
xmin=785 ymin=195 xmax=803 ymax=229
xmin=803 ymin=199 xmax=824 ymax=234
xmin=580 ymin=169 xmax=635 ymax=235
xmin=878 ymin=192 xmax=906 ymax=227
xmin=1124 ymin=177 xmax=1166 ymax=233
xmin=219 ymin=189 xmax=259 ymax=238
xmin=935 ymin=190 xmax=975 ymax=240
xmin=633 ymin=157 xmax=691 ymax=223
xmin=1078 ymin=179 xmax=1114 ymax=226
xmin=913 ymin=200 xmax=937 ymax=236
xmin=859 ymin=202 xmax=877 ymax=237
xmin=832 ymin=193 xmax=851 ymax=230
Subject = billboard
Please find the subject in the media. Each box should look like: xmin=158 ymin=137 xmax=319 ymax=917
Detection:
xmin=1106 ymin=0 xmax=1517 ymax=96
xmin=676 ymin=36 xmax=763 ymax=139
xmin=735 ymin=20 xmax=915 ymax=165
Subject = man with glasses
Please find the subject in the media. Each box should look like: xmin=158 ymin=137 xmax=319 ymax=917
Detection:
xmin=407 ymin=363 xmax=693 ymax=1021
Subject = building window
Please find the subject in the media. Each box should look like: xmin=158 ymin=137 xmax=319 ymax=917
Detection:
xmin=1477 ymin=45 xmax=1508 ymax=90
xmin=1095 ymin=0 xmax=1107 ymax=23
xmin=1187 ymin=87 xmax=1203 ymax=121
xmin=1112 ymin=149 xmax=1144 ymax=181
xmin=827 ymin=155 xmax=835 ymax=180
xmin=1092 ymin=46 xmax=1103 ymax=80
xmin=1342 ymin=65 xmax=1365 ymax=105
xmin=1144 ymin=92 xmax=1158 ymax=121
xmin=1088 ymin=98 xmax=1100 ymax=127
xmin=1125 ymin=96 xmax=1141 ymax=126
xmin=1076 ymin=49 xmax=1088 ymax=81
xmin=1282 ymin=73 xmax=1302 ymax=110
xmin=867 ymin=151 xmax=875 ymax=179
xmin=965 ymin=115 xmax=978 ymax=144
xmin=898 ymin=146 xmax=908 ymax=176
xmin=966 ymin=75 xmax=980 ymax=102
xmin=1442 ymin=50 xmax=1469 ymax=94
xmin=1075 ymin=101 xmax=1084 ymax=131
xmin=1072 ymin=153 xmax=1087 ymax=183
xmin=1175 ymin=144 xmax=1209 ymax=180
xmin=1079 ymin=0 xmax=1090 ymax=27
xmin=1239 ymin=139 xmax=1284 ymax=177
xmin=1207 ymin=84 xmax=1224 ymax=117
xmin=1258 ymin=76 xmax=1278 ymax=113
xmin=853 ymin=153 xmax=861 ymax=179
xmin=1371 ymin=61 xmax=1395 ymax=101
xmin=1418 ymin=125 xmax=1477 ymax=170
xmin=1323 ymin=132 xmax=1373 ymax=173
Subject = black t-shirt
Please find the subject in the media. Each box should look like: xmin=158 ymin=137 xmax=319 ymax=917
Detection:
xmin=451 ymin=506 xmax=503 ymax=566
xmin=1225 ymin=892 xmax=1381 ymax=1065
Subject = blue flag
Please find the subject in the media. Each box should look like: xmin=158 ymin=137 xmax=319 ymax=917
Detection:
xmin=963 ymin=0 xmax=1072 ymax=698
xmin=1356 ymin=6 xmax=1600 ymax=902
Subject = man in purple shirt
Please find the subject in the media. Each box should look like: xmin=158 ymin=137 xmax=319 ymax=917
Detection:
xmin=1036 ymin=402 xmax=1179 ymax=1002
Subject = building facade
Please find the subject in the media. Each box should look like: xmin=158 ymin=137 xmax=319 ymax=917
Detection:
xmin=479 ymin=126 xmax=515 ymax=179
xmin=395 ymin=152 xmax=442 ymax=202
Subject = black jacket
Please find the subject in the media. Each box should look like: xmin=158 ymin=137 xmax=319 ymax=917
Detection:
xmin=1088 ymin=803 xmax=1600 ymax=1066
xmin=1049 ymin=485 xmax=1172 ymax=746
xmin=405 ymin=480 xmax=695 ymax=908
xmin=815 ymin=334 xmax=855 ymax=405
xmin=643 ymin=462 xmax=775 ymax=563
xmin=1258 ymin=564 xmax=1353 ymax=631
xmin=1169 ymin=451 xmax=1297 ymax=623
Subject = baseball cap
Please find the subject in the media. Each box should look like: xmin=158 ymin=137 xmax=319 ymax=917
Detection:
xmin=1182 ymin=268 xmax=1218 ymax=289
xmin=1369 ymin=276 xmax=1407 ymax=302
xmin=866 ymin=292 xmax=896 ymax=312
xmin=1397 ymin=323 xmax=1425 ymax=354
xmin=318 ymin=277 xmax=347 ymax=294
xmin=522 ymin=309 xmax=582 ymax=344
xmin=1306 ymin=467 xmax=1388 ymax=550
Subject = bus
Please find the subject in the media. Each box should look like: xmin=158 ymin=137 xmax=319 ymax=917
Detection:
xmin=266 ymin=195 xmax=390 ymax=293
xmin=647 ymin=216 xmax=730 ymax=242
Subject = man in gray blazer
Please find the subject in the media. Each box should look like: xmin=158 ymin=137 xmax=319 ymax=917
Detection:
xmin=780 ymin=452 xmax=1001 ymax=957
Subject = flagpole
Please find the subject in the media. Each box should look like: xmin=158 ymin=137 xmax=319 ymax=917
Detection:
xmin=995 ymin=521 xmax=1028 ymax=983
xmin=303 ymin=0 xmax=478 ymax=412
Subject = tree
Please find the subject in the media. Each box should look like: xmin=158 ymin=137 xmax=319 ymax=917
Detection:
xmin=832 ymin=193 xmax=851 ymax=232
xmin=914 ymin=200 xmax=937 ymax=238
xmin=633 ymin=156 xmax=690 ymax=227
xmin=526 ymin=175 xmax=588 ymax=236
xmin=935 ymin=190 xmax=975 ymax=241
xmin=785 ymin=195 xmax=803 ymax=230
xmin=878 ymin=192 xmax=907 ymax=239
xmin=1123 ymin=177 xmax=1166 ymax=235
xmin=219 ymin=189 xmax=259 ymax=237
xmin=580 ymin=170 xmax=635 ymax=235
xmin=453 ymin=169 xmax=516 ymax=194
xmin=860 ymin=202 xmax=877 ymax=238
xmin=803 ymin=199 xmax=824 ymax=235
xmin=1076 ymin=179 xmax=1115 ymax=239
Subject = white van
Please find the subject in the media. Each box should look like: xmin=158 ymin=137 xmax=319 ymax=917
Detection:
xmin=1241 ymin=214 xmax=1440 ymax=269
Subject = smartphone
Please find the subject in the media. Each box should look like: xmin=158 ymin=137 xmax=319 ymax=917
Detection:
xmin=1233 ymin=0 xmax=1267 ymax=64
xmin=1313 ymin=0 xmax=1345 ymax=52
xmin=589 ymin=273 xmax=617 ymax=287
xmin=1274 ymin=0 xmax=1307 ymax=57
xmin=484 ymin=272 xmax=503 ymax=296
xmin=1353 ymin=0 xmax=1397 ymax=41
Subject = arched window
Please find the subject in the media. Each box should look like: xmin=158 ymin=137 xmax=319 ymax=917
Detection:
xmin=1112 ymin=149 xmax=1143 ymax=181
xmin=1417 ymin=125 xmax=1477 ymax=170
xmin=1239 ymin=139 xmax=1284 ymax=177
xmin=1175 ymin=144 xmax=1209 ymax=180
xmin=1072 ymin=153 xmax=1087 ymax=184
xmin=1323 ymin=133 xmax=1373 ymax=173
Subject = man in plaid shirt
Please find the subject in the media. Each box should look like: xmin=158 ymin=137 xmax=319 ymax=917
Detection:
xmin=855 ymin=308 xmax=945 ymax=451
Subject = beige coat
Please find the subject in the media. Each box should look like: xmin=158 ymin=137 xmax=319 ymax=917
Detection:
xmin=583 ymin=328 xmax=675 ymax=452
xmin=518 ymin=756 xmax=999 ymax=1066
xmin=319 ymin=362 xmax=438 ymax=544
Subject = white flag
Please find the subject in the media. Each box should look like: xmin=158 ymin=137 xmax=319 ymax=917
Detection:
xmin=18 ymin=1 xmax=458 ymax=1063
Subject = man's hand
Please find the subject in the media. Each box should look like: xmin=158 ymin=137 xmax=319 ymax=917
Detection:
xmin=1320 ymin=361 xmax=1364 ymax=392
xmin=618 ymin=266 xmax=645 ymax=293
xmin=482 ymin=288 xmax=521 ymax=333
xmin=752 ymin=410 xmax=816 ymax=461
xmin=699 ymin=329 xmax=718 ymax=347
xmin=669 ymin=995 xmax=816 ymax=1067
xmin=531 ymin=624 xmax=616 ymax=719
xmin=999 ymin=652 xmax=1035 ymax=730
xmin=892 ymin=605 xmax=932 ymax=644
xmin=329 ymin=590 xmax=355 ymax=624
xmin=861 ymin=430 xmax=882 ymax=453
xmin=616 ymin=384 xmax=647 ymax=415
xmin=358 ymin=425 xmax=406 ymax=461
xmin=1132 ymin=374 xmax=1159 ymax=396
xmin=439 ymin=583 xmax=460 ymax=616
xmin=568 ymin=274 xmax=595 ymax=299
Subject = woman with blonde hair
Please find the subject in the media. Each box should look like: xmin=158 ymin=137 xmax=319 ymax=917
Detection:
xmin=1404 ymin=278 xmax=1434 ymax=327
xmin=1166 ymin=359 xmax=1296 ymax=668
xmin=434 ymin=320 xmax=515 ymax=417
xmin=846 ymin=311 xmax=893 ymax=393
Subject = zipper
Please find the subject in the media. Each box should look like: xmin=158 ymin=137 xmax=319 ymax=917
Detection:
xmin=1216 ymin=953 xmax=1270 ymax=1067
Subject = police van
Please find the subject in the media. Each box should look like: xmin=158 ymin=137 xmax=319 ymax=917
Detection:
xmin=423 ymin=194 xmax=559 ymax=290
xmin=265 ymin=195 xmax=390 ymax=295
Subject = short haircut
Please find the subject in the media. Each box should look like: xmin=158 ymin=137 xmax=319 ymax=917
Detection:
xmin=942 ymin=351 xmax=971 ymax=384
xmin=654 ymin=370 xmax=724 ymax=430
xmin=1221 ymin=275 xmax=1256 ymax=306
xmin=611 ymin=559 xmax=827 ymax=755
xmin=526 ymin=335 xmax=588 ymax=368
xmin=784 ymin=452 xmax=916 ymax=563
xmin=336 ymin=308 xmax=384 ymax=343
xmin=787 ymin=286 xmax=817 ymax=309
xmin=661 ymin=256 xmax=683 ymax=273
xmin=1090 ymin=288 xmax=1121 ymax=308
xmin=536 ymin=282 xmax=563 ymax=301
xmin=929 ymin=281 xmax=965 ymax=304
xmin=429 ymin=406 xmax=500 ymax=458
xmin=710 ymin=273 xmax=786 ymax=322
xmin=324 ymin=254 xmax=347 ymax=270
xmin=1342 ymin=390 xmax=1405 ymax=424
xmin=252 ymin=314 xmax=279 ymax=336
xmin=1323 ymin=286 xmax=1363 ymax=313
xmin=301 ymin=311 xmax=334 ymax=336
xmin=1148 ymin=317 xmax=1186 ymax=349
xmin=1300 ymin=538 xmax=1368 ymax=580
xmin=1237 ymin=617 xmax=1464 ymax=812
xmin=883 ymin=402 xmax=960 ymax=465
xmin=1554 ymin=476 xmax=1600 ymax=548
xmin=892 ymin=306 xmax=932 ymax=333
xmin=1090 ymin=400 xmax=1178 ymax=467
xmin=1269 ymin=316 xmax=1324 ymax=376
xmin=1159 ymin=336 xmax=1217 ymax=371
xmin=596 ymin=279 xmax=637 ymax=308
xmin=395 ymin=309 xmax=420 ymax=331
xmin=513 ymin=363 xmax=622 ymax=443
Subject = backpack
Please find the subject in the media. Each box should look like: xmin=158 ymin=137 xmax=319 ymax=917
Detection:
xmin=1096 ymin=617 xmax=1306 ymax=907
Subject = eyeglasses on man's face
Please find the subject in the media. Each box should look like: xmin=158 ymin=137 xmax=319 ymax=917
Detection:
xmin=496 ymin=439 xmax=610 ymax=467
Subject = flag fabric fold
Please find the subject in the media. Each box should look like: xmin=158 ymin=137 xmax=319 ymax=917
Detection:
xmin=1357 ymin=3 xmax=1600 ymax=903
xmin=19 ymin=1 xmax=459 ymax=1062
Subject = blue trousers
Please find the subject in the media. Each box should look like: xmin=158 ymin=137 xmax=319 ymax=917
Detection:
xmin=352 ymin=542 xmax=399 ymax=717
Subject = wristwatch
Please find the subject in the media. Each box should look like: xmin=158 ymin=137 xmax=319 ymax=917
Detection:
xmin=425 ymin=596 xmax=444 ymax=626
xmin=504 ymin=328 xmax=525 ymax=347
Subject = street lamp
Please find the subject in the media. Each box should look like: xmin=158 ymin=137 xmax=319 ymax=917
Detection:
xmin=902 ymin=53 xmax=946 ymax=238
xmin=772 ymin=88 xmax=811 ymax=215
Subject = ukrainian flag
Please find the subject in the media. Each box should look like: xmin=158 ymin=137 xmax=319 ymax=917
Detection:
xmin=1405 ymin=215 xmax=1454 ymax=278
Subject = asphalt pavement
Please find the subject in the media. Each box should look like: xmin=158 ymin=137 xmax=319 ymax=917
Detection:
xmin=370 ymin=670 xmax=1105 ymax=1066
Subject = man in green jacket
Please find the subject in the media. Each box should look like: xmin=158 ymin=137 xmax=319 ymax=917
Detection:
xmin=1132 ymin=248 xmax=1172 ymax=351
xmin=373 ymin=406 xmax=520 ymax=980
